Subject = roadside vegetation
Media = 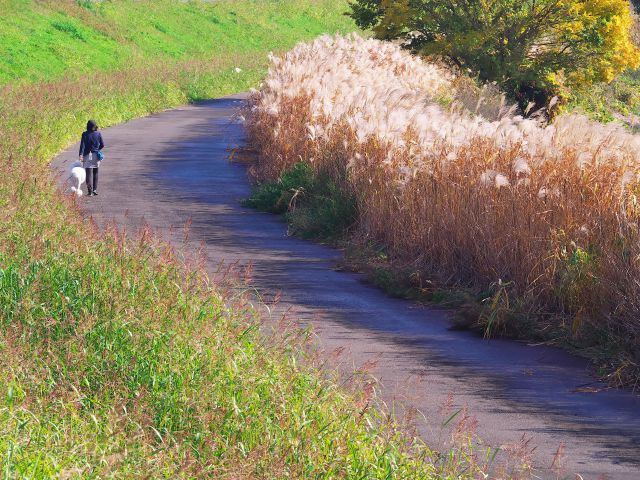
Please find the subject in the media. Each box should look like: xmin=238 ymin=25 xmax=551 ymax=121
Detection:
xmin=0 ymin=1 xmax=517 ymax=477
xmin=243 ymin=162 xmax=358 ymax=240
xmin=245 ymin=33 xmax=640 ymax=386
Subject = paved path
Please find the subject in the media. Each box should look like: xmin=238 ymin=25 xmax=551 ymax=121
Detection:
xmin=52 ymin=95 xmax=640 ymax=479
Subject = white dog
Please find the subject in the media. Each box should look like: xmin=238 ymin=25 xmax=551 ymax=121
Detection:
xmin=69 ymin=160 xmax=86 ymax=196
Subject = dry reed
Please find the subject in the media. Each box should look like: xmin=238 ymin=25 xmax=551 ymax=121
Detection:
xmin=247 ymin=34 xmax=640 ymax=371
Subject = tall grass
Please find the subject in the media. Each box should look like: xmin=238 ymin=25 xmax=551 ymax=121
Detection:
xmin=247 ymin=34 xmax=640 ymax=382
xmin=0 ymin=5 xmax=515 ymax=478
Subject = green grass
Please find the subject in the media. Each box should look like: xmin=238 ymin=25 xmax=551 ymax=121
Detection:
xmin=0 ymin=0 xmax=502 ymax=477
xmin=0 ymin=220 xmax=450 ymax=477
xmin=242 ymin=162 xmax=358 ymax=240
xmin=0 ymin=0 xmax=355 ymax=84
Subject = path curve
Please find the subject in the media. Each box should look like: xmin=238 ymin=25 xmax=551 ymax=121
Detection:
xmin=52 ymin=95 xmax=640 ymax=479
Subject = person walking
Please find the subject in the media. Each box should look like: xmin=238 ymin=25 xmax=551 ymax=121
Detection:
xmin=79 ymin=119 xmax=104 ymax=196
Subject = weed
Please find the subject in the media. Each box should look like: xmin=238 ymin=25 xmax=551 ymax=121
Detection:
xmin=243 ymin=161 xmax=315 ymax=214
xmin=244 ymin=162 xmax=357 ymax=239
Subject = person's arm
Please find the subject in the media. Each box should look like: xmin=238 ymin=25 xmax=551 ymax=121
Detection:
xmin=79 ymin=132 xmax=85 ymax=160
xmin=98 ymin=132 xmax=104 ymax=150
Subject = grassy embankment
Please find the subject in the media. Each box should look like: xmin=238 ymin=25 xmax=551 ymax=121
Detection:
xmin=245 ymin=34 xmax=640 ymax=387
xmin=0 ymin=1 xmax=502 ymax=477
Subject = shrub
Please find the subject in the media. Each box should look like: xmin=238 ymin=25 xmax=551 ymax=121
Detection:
xmin=243 ymin=161 xmax=316 ymax=214
xmin=244 ymin=162 xmax=357 ymax=239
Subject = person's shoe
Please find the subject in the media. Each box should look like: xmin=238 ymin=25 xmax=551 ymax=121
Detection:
xmin=87 ymin=191 xmax=94 ymax=196
xmin=92 ymin=190 xmax=98 ymax=196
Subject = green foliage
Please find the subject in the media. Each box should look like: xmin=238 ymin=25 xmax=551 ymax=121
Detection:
xmin=349 ymin=0 xmax=640 ymax=106
xmin=243 ymin=162 xmax=316 ymax=214
xmin=50 ymin=20 xmax=86 ymax=41
xmin=555 ymin=239 xmax=601 ymax=317
xmin=244 ymin=162 xmax=358 ymax=239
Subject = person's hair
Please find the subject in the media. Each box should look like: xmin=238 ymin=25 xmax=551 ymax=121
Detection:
xmin=86 ymin=119 xmax=98 ymax=132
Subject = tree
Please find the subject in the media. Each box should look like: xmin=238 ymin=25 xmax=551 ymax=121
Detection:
xmin=349 ymin=0 xmax=640 ymax=105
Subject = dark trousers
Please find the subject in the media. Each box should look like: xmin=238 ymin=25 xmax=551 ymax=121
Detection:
xmin=85 ymin=167 xmax=99 ymax=193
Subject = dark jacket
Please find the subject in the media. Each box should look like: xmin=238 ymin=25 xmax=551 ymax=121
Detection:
xmin=79 ymin=131 xmax=104 ymax=156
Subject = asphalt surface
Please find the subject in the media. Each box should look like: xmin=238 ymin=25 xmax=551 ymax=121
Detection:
xmin=52 ymin=95 xmax=640 ymax=479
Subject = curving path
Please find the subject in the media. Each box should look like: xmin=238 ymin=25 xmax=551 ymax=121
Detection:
xmin=52 ymin=95 xmax=640 ymax=479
